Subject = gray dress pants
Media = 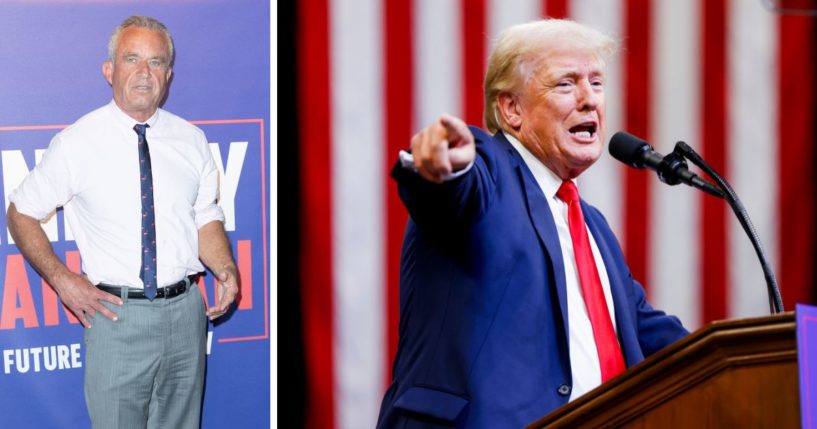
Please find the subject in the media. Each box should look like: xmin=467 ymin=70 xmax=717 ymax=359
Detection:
xmin=84 ymin=283 xmax=207 ymax=429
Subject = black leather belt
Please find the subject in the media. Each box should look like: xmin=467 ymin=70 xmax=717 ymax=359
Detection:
xmin=97 ymin=275 xmax=197 ymax=299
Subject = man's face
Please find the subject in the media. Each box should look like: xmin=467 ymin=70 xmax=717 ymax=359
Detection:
xmin=512 ymin=44 xmax=606 ymax=179
xmin=102 ymin=27 xmax=172 ymax=122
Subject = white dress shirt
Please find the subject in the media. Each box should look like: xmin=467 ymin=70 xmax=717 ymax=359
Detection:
xmin=504 ymin=133 xmax=618 ymax=401
xmin=10 ymin=101 xmax=225 ymax=289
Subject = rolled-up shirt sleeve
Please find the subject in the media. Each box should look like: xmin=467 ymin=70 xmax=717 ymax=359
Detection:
xmin=9 ymin=134 xmax=74 ymax=221
xmin=193 ymin=133 xmax=225 ymax=229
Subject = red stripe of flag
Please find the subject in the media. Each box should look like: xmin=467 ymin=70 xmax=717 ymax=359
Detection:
xmin=778 ymin=14 xmax=815 ymax=309
xmin=543 ymin=0 xmax=569 ymax=19
xmin=461 ymin=0 xmax=486 ymax=126
xmin=384 ymin=0 xmax=413 ymax=385
xmin=700 ymin=0 xmax=728 ymax=323
xmin=297 ymin=0 xmax=335 ymax=426
xmin=622 ymin=0 xmax=652 ymax=294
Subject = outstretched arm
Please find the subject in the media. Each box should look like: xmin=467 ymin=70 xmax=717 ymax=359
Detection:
xmin=6 ymin=203 xmax=122 ymax=328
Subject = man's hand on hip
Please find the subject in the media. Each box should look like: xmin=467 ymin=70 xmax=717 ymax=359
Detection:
xmin=52 ymin=271 xmax=122 ymax=328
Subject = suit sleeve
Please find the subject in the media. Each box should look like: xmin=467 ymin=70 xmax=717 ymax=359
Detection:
xmin=626 ymin=279 xmax=690 ymax=356
xmin=391 ymin=127 xmax=500 ymax=230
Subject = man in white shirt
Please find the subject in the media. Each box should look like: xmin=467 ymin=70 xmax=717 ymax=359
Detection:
xmin=7 ymin=16 xmax=237 ymax=429
xmin=377 ymin=19 xmax=688 ymax=428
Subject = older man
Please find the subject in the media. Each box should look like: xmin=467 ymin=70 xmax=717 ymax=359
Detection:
xmin=7 ymin=16 xmax=237 ymax=428
xmin=377 ymin=19 xmax=688 ymax=428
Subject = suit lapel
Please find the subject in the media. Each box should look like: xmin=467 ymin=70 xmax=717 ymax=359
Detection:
xmin=497 ymin=133 xmax=570 ymax=345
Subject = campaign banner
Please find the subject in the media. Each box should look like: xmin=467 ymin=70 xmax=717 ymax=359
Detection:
xmin=0 ymin=1 xmax=270 ymax=427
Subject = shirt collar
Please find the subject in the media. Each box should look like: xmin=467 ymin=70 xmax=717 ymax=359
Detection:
xmin=503 ymin=131 xmax=575 ymax=201
xmin=106 ymin=100 xmax=161 ymax=130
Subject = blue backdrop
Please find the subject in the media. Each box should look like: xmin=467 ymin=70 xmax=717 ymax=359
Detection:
xmin=0 ymin=1 xmax=270 ymax=427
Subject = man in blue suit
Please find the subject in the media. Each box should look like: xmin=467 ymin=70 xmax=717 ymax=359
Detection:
xmin=377 ymin=19 xmax=688 ymax=428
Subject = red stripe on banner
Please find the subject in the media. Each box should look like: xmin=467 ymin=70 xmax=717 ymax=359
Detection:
xmin=699 ymin=0 xmax=728 ymax=323
xmin=461 ymin=0 xmax=486 ymax=126
xmin=0 ymin=255 xmax=37 ymax=329
xmin=778 ymin=15 xmax=815 ymax=309
xmin=622 ymin=0 xmax=652 ymax=293
xmin=384 ymin=0 xmax=413 ymax=387
xmin=543 ymin=0 xmax=569 ymax=19
xmin=196 ymin=276 xmax=210 ymax=309
xmin=297 ymin=0 xmax=335 ymax=426
xmin=237 ymin=240 xmax=253 ymax=310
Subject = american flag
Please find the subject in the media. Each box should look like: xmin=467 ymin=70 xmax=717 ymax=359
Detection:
xmin=281 ymin=0 xmax=817 ymax=427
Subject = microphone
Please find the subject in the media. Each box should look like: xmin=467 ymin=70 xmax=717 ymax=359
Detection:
xmin=609 ymin=132 xmax=724 ymax=199
xmin=609 ymin=132 xmax=783 ymax=314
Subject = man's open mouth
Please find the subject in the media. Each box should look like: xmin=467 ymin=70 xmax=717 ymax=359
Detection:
xmin=569 ymin=122 xmax=597 ymax=139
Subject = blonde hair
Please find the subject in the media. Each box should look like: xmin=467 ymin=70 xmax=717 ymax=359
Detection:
xmin=483 ymin=19 xmax=617 ymax=133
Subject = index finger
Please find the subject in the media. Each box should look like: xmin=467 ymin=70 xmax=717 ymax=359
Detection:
xmin=438 ymin=114 xmax=471 ymax=144
xmin=207 ymin=303 xmax=229 ymax=319
xmin=207 ymin=286 xmax=237 ymax=316
xmin=97 ymin=290 xmax=124 ymax=306
xmin=90 ymin=299 xmax=120 ymax=322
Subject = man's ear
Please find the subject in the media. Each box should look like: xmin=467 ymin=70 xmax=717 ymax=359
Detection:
xmin=102 ymin=61 xmax=114 ymax=86
xmin=497 ymin=92 xmax=522 ymax=129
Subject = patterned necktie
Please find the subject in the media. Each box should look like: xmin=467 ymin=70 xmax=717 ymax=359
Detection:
xmin=556 ymin=180 xmax=625 ymax=382
xmin=134 ymin=124 xmax=157 ymax=301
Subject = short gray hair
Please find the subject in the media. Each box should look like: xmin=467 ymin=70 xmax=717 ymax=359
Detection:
xmin=484 ymin=19 xmax=617 ymax=133
xmin=107 ymin=16 xmax=174 ymax=64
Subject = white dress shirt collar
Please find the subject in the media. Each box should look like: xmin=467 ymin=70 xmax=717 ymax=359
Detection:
xmin=107 ymin=100 xmax=161 ymax=129
xmin=503 ymin=131 xmax=575 ymax=199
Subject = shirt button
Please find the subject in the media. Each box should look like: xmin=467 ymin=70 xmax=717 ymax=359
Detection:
xmin=557 ymin=384 xmax=571 ymax=396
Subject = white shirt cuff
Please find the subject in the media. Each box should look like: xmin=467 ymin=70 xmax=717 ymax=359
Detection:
xmin=398 ymin=150 xmax=474 ymax=182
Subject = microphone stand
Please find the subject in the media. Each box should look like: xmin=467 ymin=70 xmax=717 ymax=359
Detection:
xmin=672 ymin=142 xmax=784 ymax=314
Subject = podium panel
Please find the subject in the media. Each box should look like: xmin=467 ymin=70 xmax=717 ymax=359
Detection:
xmin=527 ymin=313 xmax=799 ymax=428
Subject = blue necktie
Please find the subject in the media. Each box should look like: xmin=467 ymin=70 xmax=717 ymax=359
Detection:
xmin=134 ymin=124 xmax=157 ymax=300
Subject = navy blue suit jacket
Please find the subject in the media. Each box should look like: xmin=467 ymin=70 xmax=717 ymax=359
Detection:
xmin=377 ymin=128 xmax=688 ymax=428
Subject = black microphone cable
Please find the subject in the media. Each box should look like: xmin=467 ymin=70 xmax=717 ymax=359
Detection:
xmin=673 ymin=141 xmax=784 ymax=314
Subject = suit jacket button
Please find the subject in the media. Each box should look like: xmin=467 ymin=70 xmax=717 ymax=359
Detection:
xmin=557 ymin=384 xmax=571 ymax=396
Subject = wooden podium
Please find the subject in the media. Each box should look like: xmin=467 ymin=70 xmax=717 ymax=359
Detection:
xmin=527 ymin=313 xmax=800 ymax=428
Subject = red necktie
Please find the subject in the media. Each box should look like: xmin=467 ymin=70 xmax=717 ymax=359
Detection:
xmin=556 ymin=180 xmax=625 ymax=382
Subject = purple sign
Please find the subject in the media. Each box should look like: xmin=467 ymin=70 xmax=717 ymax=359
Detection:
xmin=798 ymin=303 xmax=817 ymax=429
